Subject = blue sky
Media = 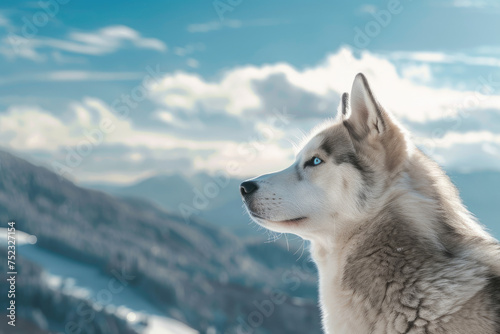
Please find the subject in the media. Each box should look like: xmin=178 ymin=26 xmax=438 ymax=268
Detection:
xmin=1 ymin=0 xmax=500 ymax=183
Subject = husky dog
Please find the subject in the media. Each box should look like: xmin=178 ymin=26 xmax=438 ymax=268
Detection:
xmin=240 ymin=73 xmax=500 ymax=334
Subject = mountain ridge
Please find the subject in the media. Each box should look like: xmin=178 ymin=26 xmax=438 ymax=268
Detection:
xmin=0 ymin=150 xmax=321 ymax=333
xmin=85 ymin=168 xmax=500 ymax=239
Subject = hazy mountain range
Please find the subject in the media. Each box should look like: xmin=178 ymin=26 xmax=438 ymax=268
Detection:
xmin=0 ymin=149 xmax=498 ymax=333
xmin=86 ymin=169 xmax=500 ymax=240
xmin=0 ymin=150 xmax=320 ymax=334
xmin=84 ymin=173 xmax=254 ymax=237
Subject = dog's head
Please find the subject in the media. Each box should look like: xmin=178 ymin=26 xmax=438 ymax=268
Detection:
xmin=240 ymin=73 xmax=411 ymax=239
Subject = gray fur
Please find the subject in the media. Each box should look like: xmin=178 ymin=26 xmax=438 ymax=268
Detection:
xmin=241 ymin=73 xmax=500 ymax=334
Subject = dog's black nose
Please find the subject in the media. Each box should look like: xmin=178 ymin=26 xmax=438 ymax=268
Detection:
xmin=240 ymin=181 xmax=258 ymax=196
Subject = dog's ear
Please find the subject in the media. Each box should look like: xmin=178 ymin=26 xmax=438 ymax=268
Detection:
xmin=344 ymin=73 xmax=387 ymax=140
xmin=345 ymin=73 xmax=407 ymax=172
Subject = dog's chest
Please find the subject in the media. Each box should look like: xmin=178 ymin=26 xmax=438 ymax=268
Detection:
xmin=318 ymin=265 xmax=372 ymax=333
xmin=312 ymin=246 xmax=372 ymax=334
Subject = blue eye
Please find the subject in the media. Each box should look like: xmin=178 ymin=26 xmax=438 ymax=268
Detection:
xmin=304 ymin=156 xmax=323 ymax=168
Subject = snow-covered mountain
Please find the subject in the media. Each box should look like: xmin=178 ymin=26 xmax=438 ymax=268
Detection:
xmin=84 ymin=172 xmax=253 ymax=237
xmin=0 ymin=150 xmax=320 ymax=334
xmin=87 ymin=169 xmax=500 ymax=240
xmin=1 ymin=148 xmax=497 ymax=334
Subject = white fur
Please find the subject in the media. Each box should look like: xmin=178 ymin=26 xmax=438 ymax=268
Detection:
xmin=241 ymin=73 xmax=500 ymax=334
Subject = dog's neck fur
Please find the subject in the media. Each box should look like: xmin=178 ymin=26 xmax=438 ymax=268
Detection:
xmin=309 ymin=149 xmax=500 ymax=334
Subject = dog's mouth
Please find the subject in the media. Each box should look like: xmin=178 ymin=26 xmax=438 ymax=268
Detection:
xmin=249 ymin=211 xmax=307 ymax=224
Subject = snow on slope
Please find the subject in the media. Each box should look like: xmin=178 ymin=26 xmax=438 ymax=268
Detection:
xmin=1 ymin=227 xmax=198 ymax=334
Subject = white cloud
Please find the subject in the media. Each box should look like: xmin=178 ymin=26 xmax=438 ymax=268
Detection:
xmin=452 ymin=0 xmax=500 ymax=8
xmin=149 ymin=69 xmax=271 ymax=115
xmin=149 ymin=47 xmax=500 ymax=122
xmin=187 ymin=19 xmax=286 ymax=33
xmin=192 ymin=140 xmax=293 ymax=178
xmin=174 ymin=43 xmax=205 ymax=57
xmin=0 ymin=71 xmax=145 ymax=85
xmin=186 ymin=58 xmax=199 ymax=68
xmin=358 ymin=4 xmax=377 ymax=14
xmin=0 ymin=99 xmax=208 ymax=151
xmin=3 ymin=47 xmax=500 ymax=183
xmin=69 ymin=25 xmax=166 ymax=53
xmin=0 ymin=96 xmax=297 ymax=183
xmin=473 ymin=45 xmax=500 ymax=55
xmin=78 ymin=169 xmax=158 ymax=184
xmin=388 ymin=51 xmax=500 ymax=67
xmin=48 ymin=71 xmax=145 ymax=81
xmin=401 ymin=64 xmax=433 ymax=83
xmin=0 ymin=33 xmax=43 ymax=61
xmin=51 ymin=51 xmax=87 ymax=64
xmin=155 ymin=111 xmax=187 ymax=128
xmin=0 ymin=12 xmax=13 ymax=30
xmin=0 ymin=25 xmax=166 ymax=61
xmin=79 ymin=98 xmax=234 ymax=151
xmin=0 ymin=106 xmax=72 ymax=151
xmin=429 ymin=141 xmax=500 ymax=172
xmin=187 ymin=20 xmax=242 ymax=33
xmin=416 ymin=131 xmax=500 ymax=149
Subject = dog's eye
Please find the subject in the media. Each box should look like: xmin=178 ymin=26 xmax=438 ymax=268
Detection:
xmin=304 ymin=156 xmax=323 ymax=168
